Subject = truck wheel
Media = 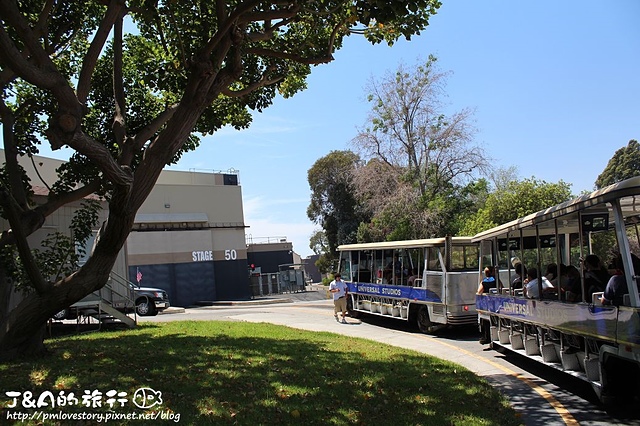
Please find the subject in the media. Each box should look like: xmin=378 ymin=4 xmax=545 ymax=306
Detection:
xmin=136 ymin=299 xmax=157 ymax=316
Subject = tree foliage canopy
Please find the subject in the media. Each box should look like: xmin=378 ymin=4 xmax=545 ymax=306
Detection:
xmin=460 ymin=177 xmax=573 ymax=235
xmin=0 ymin=0 xmax=441 ymax=359
xmin=595 ymin=140 xmax=640 ymax=189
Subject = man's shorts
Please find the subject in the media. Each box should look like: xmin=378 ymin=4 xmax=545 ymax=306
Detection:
xmin=334 ymin=296 xmax=347 ymax=314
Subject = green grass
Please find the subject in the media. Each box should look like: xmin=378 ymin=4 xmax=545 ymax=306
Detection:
xmin=0 ymin=321 xmax=523 ymax=425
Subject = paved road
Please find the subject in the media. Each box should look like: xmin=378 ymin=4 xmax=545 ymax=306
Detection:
xmin=140 ymin=289 xmax=640 ymax=426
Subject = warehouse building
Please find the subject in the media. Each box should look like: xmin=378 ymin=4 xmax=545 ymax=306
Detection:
xmin=2 ymin=150 xmax=251 ymax=307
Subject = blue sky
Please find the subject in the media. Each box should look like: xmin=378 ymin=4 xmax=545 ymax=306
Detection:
xmin=27 ymin=1 xmax=640 ymax=258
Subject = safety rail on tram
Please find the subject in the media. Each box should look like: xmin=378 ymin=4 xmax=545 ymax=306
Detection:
xmin=337 ymin=235 xmax=479 ymax=334
xmin=473 ymin=176 xmax=640 ymax=404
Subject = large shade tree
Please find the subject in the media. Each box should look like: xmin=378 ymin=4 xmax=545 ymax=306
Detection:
xmin=0 ymin=0 xmax=441 ymax=359
xmin=351 ymin=55 xmax=486 ymax=240
xmin=307 ymin=150 xmax=369 ymax=271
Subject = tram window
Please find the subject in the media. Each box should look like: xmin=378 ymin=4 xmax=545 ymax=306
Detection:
xmin=450 ymin=245 xmax=479 ymax=271
xmin=339 ymin=251 xmax=351 ymax=280
xmin=373 ymin=249 xmax=385 ymax=283
xmin=356 ymin=250 xmax=373 ymax=283
xmin=426 ymin=247 xmax=441 ymax=271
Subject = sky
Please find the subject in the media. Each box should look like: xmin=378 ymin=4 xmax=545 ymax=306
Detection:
xmin=23 ymin=1 xmax=640 ymax=258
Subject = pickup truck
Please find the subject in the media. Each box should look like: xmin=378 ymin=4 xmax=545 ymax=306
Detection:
xmin=52 ymin=283 xmax=170 ymax=319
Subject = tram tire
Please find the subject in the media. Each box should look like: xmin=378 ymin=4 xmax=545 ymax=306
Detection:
xmin=416 ymin=305 xmax=434 ymax=334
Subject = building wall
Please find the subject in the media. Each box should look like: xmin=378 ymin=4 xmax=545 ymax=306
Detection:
xmin=128 ymin=169 xmax=250 ymax=305
xmin=2 ymin=150 xmax=251 ymax=306
xmin=247 ymin=242 xmax=294 ymax=274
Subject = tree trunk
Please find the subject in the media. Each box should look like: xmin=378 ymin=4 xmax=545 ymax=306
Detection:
xmin=0 ymin=202 xmax=135 ymax=361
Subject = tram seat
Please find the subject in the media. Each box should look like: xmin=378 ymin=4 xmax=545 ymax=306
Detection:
xmin=592 ymin=292 xmax=604 ymax=305
xmin=514 ymin=289 xmax=524 ymax=297
xmin=489 ymin=288 xmax=498 ymax=294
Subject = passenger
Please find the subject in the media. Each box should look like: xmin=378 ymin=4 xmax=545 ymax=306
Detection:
xmin=583 ymin=254 xmax=609 ymax=295
xmin=549 ymin=263 xmax=567 ymax=288
xmin=407 ymin=269 xmax=420 ymax=286
xmin=545 ymin=263 xmax=558 ymax=282
xmin=477 ymin=266 xmax=497 ymax=294
xmin=523 ymin=267 xmax=554 ymax=299
xmin=601 ymin=253 xmax=640 ymax=306
xmin=560 ymin=265 xmax=582 ymax=302
xmin=511 ymin=263 xmax=526 ymax=290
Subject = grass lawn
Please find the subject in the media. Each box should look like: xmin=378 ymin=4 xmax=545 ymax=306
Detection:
xmin=1 ymin=321 xmax=523 ymax=425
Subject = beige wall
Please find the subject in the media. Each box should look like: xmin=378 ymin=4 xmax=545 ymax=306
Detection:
xmin=139 ymin=184 xmax=244 ymax=226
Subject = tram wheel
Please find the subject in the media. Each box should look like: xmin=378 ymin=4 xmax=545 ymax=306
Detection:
xmin=416 ymin=305 xmax=434 ymax=334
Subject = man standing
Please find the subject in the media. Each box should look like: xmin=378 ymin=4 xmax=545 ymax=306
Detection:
xmin=329 ymin=273 xmax=348 ymax=323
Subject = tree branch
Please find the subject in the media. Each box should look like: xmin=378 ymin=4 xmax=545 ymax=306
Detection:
xmin=221 ymin=71 xmax=284 ymax=97
xmin=0 ymin=187 xmax=51 ymax=294
xmin=0 ymin=181 xmax=101 ymax=249
xmin=0 ymin=100 xmax=29 ymax=209
xmin=203 ymin=0 xmax=263 ymax=55
xmin=244 ymin=46 xmax=333 ymax=64
xmin=77 ymin=0 xmax=125 ymax=103
xmin=46 ymin=128 xmax=133 ymax=188
xmin=112 ymin=11 xmax=126 ymax=148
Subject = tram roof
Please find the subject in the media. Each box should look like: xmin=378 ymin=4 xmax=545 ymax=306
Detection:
xmin=471 ymin=176 xmax=640 ymax=242
xmin=337 ymin=236 xmax=474 ymax=251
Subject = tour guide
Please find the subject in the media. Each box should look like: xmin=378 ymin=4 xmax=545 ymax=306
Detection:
xmin=329 ymin=273 xmax=349 ymax=324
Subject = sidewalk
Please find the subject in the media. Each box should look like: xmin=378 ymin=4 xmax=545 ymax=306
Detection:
xmin=170 ymin=285 xmax=330 ymax=310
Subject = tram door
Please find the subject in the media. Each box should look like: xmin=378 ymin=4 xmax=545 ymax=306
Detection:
xmin=424 ymin=246 xmax=445 ymax=300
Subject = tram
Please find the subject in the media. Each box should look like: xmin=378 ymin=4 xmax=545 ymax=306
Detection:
xmin=473 ymin=176 xmax=640 ymax=403
xmin=337 ymin=236 xmax=479 ymax=333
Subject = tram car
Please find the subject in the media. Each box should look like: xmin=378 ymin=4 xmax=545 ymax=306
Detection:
xmin=474 ymin=176 xmax=640 ymax=404
xmin=337 ymin=236 xmax=479 ymax=333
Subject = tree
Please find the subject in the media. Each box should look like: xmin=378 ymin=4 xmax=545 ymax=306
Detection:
xmin=308 ymin=229 xmax=332 ymax=274
xmin=595 ymin=140 xmax=640 ymax=189
xmin=0 ymin=0 xmax=441 ymax=359
xmin=460 ymin=177 xmax=573 ymax=235
xmin=307 ymin=150 xmax=370 ymax=270
xmin=351 ymin=56 xmax=486 ymax=239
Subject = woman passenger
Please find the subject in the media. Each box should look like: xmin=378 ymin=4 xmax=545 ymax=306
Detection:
xmin=477 ymin=266 xmax=497 ymax=294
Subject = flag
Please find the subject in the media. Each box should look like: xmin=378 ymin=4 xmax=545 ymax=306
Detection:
xmin=136 ymin=267 xmax=142 ymax=284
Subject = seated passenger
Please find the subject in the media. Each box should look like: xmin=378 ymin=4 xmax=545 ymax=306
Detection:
xmin=559 ymin=265 xmax=582 ymax=302
xmin=545 ymin=263 xmax=558 ymax=282
xmin=602 ymin=254 xmax=629 ymax=306
xmin=524 ymin=267 xmax=554 ymax=299
xmin=511 ymin=263 xmax=526 ymax=290
xmin=477 ymin=266 xmax=497 ymax=294
xmin=583 ymin=254 xmax=609 ymax=295
xmin=407 ymin=269 xmax=420 ymax=286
